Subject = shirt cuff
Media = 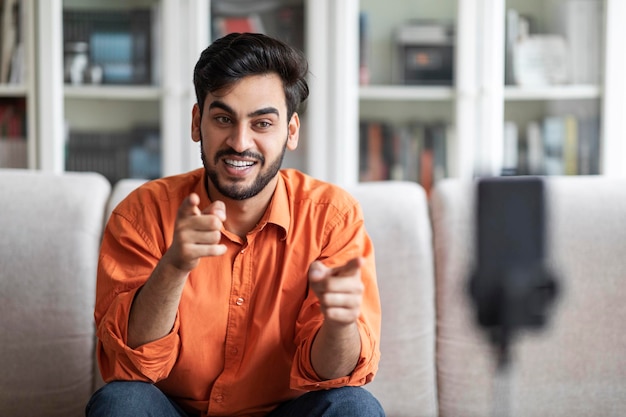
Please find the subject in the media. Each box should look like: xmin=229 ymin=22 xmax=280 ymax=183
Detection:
xmin=289 ymin=319 xmax=379 ymax=391
xmin=98 ymin=289 xmax=181 ymax=383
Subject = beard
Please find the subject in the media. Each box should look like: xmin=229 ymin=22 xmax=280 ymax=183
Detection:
xmin=201 ymin=138 xmax=288 ymax=201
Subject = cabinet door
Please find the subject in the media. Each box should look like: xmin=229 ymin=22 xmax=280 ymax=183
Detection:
xmin=208 ymin=0 xmax=361 ymax=185
xmin=61 ymin=0 xmax=163 ymax=185
xmin=0 ymin=0 xmax=36 ymax=170
xmin=478 ymin=0 xmax=626 ymax=179
xmin=500 ymin=0 xmax=605 ymax=177
xmin=209 ymin=0 xmax=307 ymax=173
xmin=358 ymin=0 xmax=458 ymax=195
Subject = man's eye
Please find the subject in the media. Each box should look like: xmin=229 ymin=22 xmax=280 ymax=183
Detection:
xmin=215 ymin=116 xmax=231 ymax=124
xmin=256 ymin=121 xmax=272 ymax=128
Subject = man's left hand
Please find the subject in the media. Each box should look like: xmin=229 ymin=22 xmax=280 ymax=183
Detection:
xmin=308 ymin=257 xmax=364 ymax=326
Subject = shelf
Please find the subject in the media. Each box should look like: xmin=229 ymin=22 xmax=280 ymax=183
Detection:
xmin=504 ymin=85 xmax=602 ymax=101
xmin=359 ymin=85 xmax=455 ymax=101
xmin=0 ymin=85 xmax=29 ymax=97
xmin=64 ymin=85 xmax=162 ymax=100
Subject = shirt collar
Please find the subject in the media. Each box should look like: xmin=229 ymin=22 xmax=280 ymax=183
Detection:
xmin=259 ymin=173 xmax=290 ymax=240
xmin=200 ymin=169 xmax=290 ymax=240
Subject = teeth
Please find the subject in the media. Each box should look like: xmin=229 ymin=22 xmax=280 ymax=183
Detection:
xmin=225 ymin=159 xmax=254 ymax=168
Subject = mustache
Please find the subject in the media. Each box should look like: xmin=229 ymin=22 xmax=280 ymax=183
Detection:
xmin=214 ymin=149 xmax=265 ymax=164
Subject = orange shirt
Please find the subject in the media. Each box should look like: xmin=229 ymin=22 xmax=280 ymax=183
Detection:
xmin=95 ymin=168 xmax=381 ymax=417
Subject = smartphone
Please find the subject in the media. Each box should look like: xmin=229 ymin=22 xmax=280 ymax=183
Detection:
xmin=469 ymin=177 xmax=558 ymax=357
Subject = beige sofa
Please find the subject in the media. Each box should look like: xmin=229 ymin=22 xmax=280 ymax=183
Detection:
xmin=1 ymin=168 xmax=625 ymax=417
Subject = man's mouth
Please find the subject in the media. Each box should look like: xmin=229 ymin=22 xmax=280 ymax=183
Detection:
xmin=224 ymin=159 xmax=256 ymax=170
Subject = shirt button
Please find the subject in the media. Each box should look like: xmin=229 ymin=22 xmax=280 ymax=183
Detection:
xmin=215 ymin=394 xmax=223 ymax=403
xmin=232 ymin=347 xmax=239 ymax=355
xmin=235 ymin=297 xmax=244 ymax=306
xmin=240 ymin=248 xmax=246 ymax=254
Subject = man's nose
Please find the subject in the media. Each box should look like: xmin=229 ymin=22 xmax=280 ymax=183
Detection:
xmin=226 ymin=124 xmax=254 ymax=153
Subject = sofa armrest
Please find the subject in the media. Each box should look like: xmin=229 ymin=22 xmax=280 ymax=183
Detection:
xmin=0 ymin=169 xmax=111 ymax=417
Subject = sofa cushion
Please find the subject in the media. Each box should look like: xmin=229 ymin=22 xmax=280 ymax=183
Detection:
xmin=349 ymin=181 xmax=438 ymax=417
xmin=432 ymin=176 xmax=626 ymax=417
xmin=0 ymin=169 xmax=110 ymax=417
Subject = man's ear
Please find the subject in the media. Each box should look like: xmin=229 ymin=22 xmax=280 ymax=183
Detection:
xmin=191 ymin=103 xmax=201 ymax=143
xmin=287 ymin=112 xmax=300 ymax=150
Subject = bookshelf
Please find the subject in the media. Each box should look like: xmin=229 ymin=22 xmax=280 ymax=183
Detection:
xmin=356 ymin=0 xmax=626 ymax=192
xmin=8 ymin=1 xmax=625 ymax=187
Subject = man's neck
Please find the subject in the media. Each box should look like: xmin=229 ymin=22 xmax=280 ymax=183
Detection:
xmin=208 ymin=177 xmax=278 ymax=239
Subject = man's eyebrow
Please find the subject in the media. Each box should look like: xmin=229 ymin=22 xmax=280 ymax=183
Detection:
xmin=208 ymin=100 xmax=280 ymax=118
xmin=248 ymin=107 xmax=280 ymax=118
xmin=208 ymin=100 xmax=235 ymax=114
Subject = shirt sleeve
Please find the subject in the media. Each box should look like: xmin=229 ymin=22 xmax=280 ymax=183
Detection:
xmin=290 ymin=201 xmax=382 ymax=390
xmin=95 ymin=210 xmax=181 ymax=383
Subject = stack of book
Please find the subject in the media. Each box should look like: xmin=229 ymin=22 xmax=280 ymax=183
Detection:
xmin=359 ymin=119 xmax=452 ymax=196
xmin=502 ymin=115 xmax=600 ymax=176
xmin=65 ymin=126 xmax=160 ymax=184
xmin=63 ymin=7 xmax=157 ymax=85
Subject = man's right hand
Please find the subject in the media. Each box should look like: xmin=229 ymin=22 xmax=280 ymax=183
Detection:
xmin=164 ymin=193 xmax=228 ymax=272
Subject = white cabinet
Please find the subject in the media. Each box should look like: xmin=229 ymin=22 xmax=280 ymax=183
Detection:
xmin=355 ymin=0 xmax=626 ymax=191
xmin=13 ymin=1 xmax=625 ymax=186
xmin=34 ymin=0 xmax=208 ymax=182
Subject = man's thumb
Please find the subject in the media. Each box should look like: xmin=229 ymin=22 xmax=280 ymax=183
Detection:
xmin=308 ymin=261 xmax=328 ymax=282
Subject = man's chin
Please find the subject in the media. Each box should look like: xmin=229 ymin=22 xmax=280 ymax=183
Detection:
xmin=214 ymin=180 xmax=260 ymax=201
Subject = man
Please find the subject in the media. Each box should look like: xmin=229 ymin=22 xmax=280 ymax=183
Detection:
xmin=86 ymin=32 xmax=384 ymax=417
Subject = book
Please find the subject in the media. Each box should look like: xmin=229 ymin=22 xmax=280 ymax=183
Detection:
xmin=577 ymin=115 xmax=600 ymax=175
xmin=429 ymin=122 xmax=447 ymax=183
xmin=359 ymin=11 xmax=370 ymax=85
xmin=359 ymin=120 xmax=395 ymax=182
xmin=543 ymin=116 xmax=565 ymax=175
xmin=397 ymin=122 xmax=423 ymax=183
xmin=502 ymin=121 xmax=519 ymax=176
xmin=563 ymin=115 xmax=578 ymax=175
xmin=212 ymin=14 xmax=264 ymax=38
xmin=419 ymin=127 xmax=435 ymax=197
xmin=526 ymin=120 xmax=543 ymax=175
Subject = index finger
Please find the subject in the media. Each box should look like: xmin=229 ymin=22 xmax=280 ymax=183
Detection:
xmin=178 ymin=193 xmax=201 ymax=218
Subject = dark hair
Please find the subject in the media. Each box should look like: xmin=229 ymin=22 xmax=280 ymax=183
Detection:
xmin=193 ymin=32 xmax=309 ymax=119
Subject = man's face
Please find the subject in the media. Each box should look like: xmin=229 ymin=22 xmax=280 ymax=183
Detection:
xmin=192 ymin=73 xmax=299 ymax=201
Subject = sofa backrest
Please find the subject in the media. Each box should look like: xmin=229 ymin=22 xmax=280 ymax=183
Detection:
xmin=0 ymin=169 xmax=111 ymax=417
xmin=108 ymin=178 xmax=439 ymax=417
xmin=431 ymin=176 xmax=626 ymax=417
xmin=349 ymin=181 xmax=438 ymax=417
